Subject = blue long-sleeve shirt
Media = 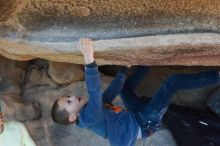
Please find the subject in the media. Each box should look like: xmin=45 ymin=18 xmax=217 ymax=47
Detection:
xmin=77 ymin=65 xmax=139 ymax=146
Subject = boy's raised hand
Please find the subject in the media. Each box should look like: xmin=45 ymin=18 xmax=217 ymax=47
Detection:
xmin=78 ymin=38 xmax=94 ymax=65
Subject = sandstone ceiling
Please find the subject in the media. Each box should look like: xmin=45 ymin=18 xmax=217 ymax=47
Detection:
xmin=1 ymin=0 xmax=220 ymax=66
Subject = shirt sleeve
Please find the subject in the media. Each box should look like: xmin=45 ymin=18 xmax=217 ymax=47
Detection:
xmin=86 ymin=61 xmax=97 ymax=68
xmin=83 ymin=65 xmax=103 ymax=121
xmin=19 ymin=123 xmax=36 ymax=146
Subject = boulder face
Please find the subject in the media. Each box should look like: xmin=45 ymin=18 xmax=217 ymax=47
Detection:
xmin=1 ymin=0 xmax=220 ymax=65
xmin=48 ymin=61 xmax=84 ymax=84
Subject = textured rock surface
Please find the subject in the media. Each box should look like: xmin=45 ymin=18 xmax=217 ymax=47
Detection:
xmin=0 ymin=77 xmax=21 ymax=95
xmin=48 ymin=61 xmax=84 ymax=84
xmin=207 ymin=88 xmax=220 ymax=116
xmin=0 ymin=94 xmax=41 ymax=122
xmin=25 ymin=66 xmax=58 ymax=89
xmin=0 ymin=56 xmax=28 ymax=86
xmin=1 ymin=0 xmax=220 ymax=65
xmin=1 ymin=0 xmax=220 ymax=36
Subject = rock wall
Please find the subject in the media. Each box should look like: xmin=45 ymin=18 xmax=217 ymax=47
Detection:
xmin=1 ymin=56 xmax=220 ymax=146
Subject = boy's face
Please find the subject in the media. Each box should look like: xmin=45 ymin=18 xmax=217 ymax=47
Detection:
xmin=57 ymin=96 xmax=87 ymax=116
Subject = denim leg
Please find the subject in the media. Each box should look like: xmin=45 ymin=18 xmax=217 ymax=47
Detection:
xmin=124 ymin=66 xmax=150 ymax=90
xmin=137 ymin=70 xmax=220 ymax=130
xmin=119 ymin=66 xmax=150 ymax=111
xmin=120 ymin=87 xmax=146 ymax=111
xmin=102 ymin=67 xmax=129 ymax=103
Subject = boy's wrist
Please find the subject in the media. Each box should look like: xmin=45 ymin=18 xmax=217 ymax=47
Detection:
xmin=84 ymin=56 xmax=94 ymax=64
xmin=86 ymin=61 xmax=97 ymax=68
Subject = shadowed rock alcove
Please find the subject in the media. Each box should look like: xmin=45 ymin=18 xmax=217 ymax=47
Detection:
xmin=1 ymin=0 xmax=220 ymax=146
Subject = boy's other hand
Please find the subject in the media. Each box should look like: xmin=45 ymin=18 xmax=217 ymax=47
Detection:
xmin=78 ymin=38 xmax=94 ymax=64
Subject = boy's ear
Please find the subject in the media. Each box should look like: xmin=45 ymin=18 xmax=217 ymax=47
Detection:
xmin=69 ymin=114 xmax=76 ymax=122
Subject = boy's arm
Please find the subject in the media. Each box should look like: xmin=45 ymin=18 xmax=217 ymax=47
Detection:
xmin=78 ymin=38 xmax=129 ymax=104
xmin=102 ymin=66 xmax=129 ymax=103
xmin=79 ymin=38 xmax=103 ymax=114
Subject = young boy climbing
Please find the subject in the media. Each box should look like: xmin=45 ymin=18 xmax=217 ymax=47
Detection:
xmin=51 ymin=38 xmax=220 ymax=146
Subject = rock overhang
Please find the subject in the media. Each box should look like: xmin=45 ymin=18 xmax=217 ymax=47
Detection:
xmin=1 ymin=0 xmax=220 ymax=66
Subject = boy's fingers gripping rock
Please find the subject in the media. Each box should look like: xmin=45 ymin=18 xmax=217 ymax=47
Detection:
xmin=80 ymin=38 xmax=93 ymax=51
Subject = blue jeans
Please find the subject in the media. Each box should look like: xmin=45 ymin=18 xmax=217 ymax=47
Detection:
xmin=119 ymin=67 xmax=220 ymax=137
